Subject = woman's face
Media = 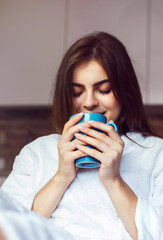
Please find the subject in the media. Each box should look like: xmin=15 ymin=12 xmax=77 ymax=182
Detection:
xmin=71 ymin=60 xmax=121 ymax=122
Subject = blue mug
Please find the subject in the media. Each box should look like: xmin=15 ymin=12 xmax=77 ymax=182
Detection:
xmin=70 ymin=112 xmax=118 ymax=168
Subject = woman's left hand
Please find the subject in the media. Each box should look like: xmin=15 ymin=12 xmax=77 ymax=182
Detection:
xmin=75 ymin=120 xmax=138 ymax=240
xmin=74 ymin=120 xmax=124 ymax=184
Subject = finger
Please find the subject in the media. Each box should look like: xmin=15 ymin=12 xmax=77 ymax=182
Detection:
xmin=59 ymin=149 xmax=87 ymax=167
xmin=62 ymin=112 xmax=83 ymax=134
xmin=76 ymin=144 xmax=102 ymax=161
xmin=71 ymin=149 xmax=87 ymax=159
xmin=58 ymin=137 xmax=87 ymax=156
xmin=61 ymin=121 xmax=91 ymax=143
xmin=69 ymin=138 xmax=88 ymax=151
xmin=68 ymin=123 xmax=91 ymax=140
xmin=88 ymin=120 xmax=122 ymax=143
xmin=76 ymin=143 xmax=122 ymax=168
xmin=78 ymin=125 xmax=107 ymax=141
xmin=74 ymin=132 xmax=108 ymax=153
xmin=61 ymin=113 xmax=83 ymax=141
xmin=75 ymin=130 xmax=124 ymax=154
xmin=77 ymin=125 xmax=113 ymax=147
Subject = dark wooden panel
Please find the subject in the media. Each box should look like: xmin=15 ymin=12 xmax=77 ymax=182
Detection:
xmin=0 ymin=105 xmax=162 ymax=176
xmin=145 ymin=105 xmax=163 ymax=137
xmin=0 ymin=106 xmax=54 ymax=176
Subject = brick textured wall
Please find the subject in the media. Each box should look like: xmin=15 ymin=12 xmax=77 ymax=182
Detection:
xmin=145 ymin=105 xmax=163 ymax=137
xmin=0 ymin=106 xmax=54 ymax=177
xmin=0 ymin=105 xmax=162 ymax=177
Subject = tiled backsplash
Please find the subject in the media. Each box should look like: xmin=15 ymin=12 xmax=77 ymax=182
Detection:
xmin=0 ymin=105 xmax=163 ymax=180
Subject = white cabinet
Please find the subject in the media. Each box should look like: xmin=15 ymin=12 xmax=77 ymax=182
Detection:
xmin=0 ymin=0 xmax=162 ymax=105
xmin=149 ymin=1 xmax=163 ymax=104
xmin=0 ymin=0 xmax=66 ymax=105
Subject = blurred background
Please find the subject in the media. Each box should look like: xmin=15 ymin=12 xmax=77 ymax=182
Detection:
xmin=0 ymin=0 xmax=163 ymax=185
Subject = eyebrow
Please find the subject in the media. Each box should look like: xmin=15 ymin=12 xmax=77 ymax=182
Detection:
xmin=72 ymin=79 xmax=110 ymax=87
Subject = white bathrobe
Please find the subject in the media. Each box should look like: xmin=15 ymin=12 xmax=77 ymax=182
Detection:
xmin=0 ymin=189 xmax=76 ymax=240
xmin=2 ymin=132 xmax=163 ymax=240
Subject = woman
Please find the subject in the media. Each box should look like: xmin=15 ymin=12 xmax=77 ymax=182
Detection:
xmin=2 ymin=32 xmax=163 ymax=240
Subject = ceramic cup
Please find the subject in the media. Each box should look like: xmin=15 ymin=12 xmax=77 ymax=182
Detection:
xmin=70 ymin=112 xmax=118 ymax=168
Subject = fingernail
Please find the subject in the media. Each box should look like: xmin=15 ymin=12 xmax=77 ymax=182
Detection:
xmin=78 ymin=126 xmax=86 ymax=130
xmin=74 ymin=133 xmax=82 ymax=138
xmin=88 ymin=120 xmax=95 ymax=124
xmin=76 ymin=144 xmax=82 ymax=149
xmin=77 ymin=112 xmax=83 ymax=116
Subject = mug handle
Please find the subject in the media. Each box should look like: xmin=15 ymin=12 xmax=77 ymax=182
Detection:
xmin=106 ymin=122 xmax=118 ymax=133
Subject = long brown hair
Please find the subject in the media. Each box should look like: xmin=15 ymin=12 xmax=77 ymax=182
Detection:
xmin=52 ymin=31 xmax=155 ymax=136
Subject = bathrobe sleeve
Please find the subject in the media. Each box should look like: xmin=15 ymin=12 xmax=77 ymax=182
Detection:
xmin=2 ymin=134 xmax=60 ymax=210
xmin=0 ymin=189 xmax=75 ymax=240
xmin=135 ymin=149 xmax=163 ymax=240
xmin=0 ymin=211 xmax=75 ymax=240
xmin=1 ymin=145 xmax=39 ymax=209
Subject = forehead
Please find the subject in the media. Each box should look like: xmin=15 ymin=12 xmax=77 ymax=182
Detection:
xmin=72 ymin=60 xmax=108 ymax=84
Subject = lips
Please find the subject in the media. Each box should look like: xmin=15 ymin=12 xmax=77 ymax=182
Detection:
xmin=82 ymin=111 xmax=106 ymax=115
xmin=96 ymin=112 xmax=106 ymax=115
xmin=85 ymin=112 xmax=106 ymax=115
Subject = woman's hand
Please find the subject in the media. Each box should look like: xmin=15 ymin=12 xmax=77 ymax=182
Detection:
xmin=33 ymin=113 xmax=89 ymax=217
xmin=33 ymin=113 xmax=91 ymax=218
xmin=74 ymin=120 xmax=124 ymax=184
xmin=57 ymin=113 xmax=90 ymax=184
xmin=74 ymin=120 xmax=138 ymax=239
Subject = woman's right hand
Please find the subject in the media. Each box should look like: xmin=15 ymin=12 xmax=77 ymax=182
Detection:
xmin=56 ymin=113 xmax=89 ymax=184
xmin=32 ymin=113 xmax=89 ymax=218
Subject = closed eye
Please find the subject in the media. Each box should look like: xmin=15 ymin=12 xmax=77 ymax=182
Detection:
xmin=98 ymin=89 xmax=111 ymax=95
xmin=72 ymin=83 xmax=84 ymax=98
xmin=72 ymin=92 xmax=83 ymax=97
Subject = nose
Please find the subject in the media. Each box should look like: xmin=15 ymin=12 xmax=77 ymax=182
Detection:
xmin=83 ymin=91 xmax=99 ymax=111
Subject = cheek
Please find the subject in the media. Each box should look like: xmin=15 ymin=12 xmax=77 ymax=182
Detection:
xmin=72 ymin=98 xmax=82 ymax=113
xmin=102 ymin=93 xmax=117 ymax=107
xmin=103 ymin=94 xmax=121 ymax=118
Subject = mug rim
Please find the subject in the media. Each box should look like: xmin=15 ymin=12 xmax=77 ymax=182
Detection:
xmin=69 ymin=112 xmax=106 ymax=120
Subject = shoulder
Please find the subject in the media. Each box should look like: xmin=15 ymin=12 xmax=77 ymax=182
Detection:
xmin=122 ymin=132 xmax=163 ymax=155
xmin=28 ymin=133 xmax=61 ymax=147
xmin=12 ymin=134 xmax=61 ymax=173
xmin=122 ymin=132 xmax=163 ymax=146
xmin=19 ymin=134 xmax=61 ymax=156
xmin=121 ymin=132 xmax=163 ymax=186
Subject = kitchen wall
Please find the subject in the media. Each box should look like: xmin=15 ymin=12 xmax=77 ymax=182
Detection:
xmin=0 ymin=0 xmax=163 ymax=185
xmin=0 ymin=0 xmax=163 ymax=106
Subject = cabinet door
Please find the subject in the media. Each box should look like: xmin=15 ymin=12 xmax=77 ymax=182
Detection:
xmin=149 ymin=1 xmax=163 ymax=104
xmin=66 ymin=0 xmax=147 ymax=101
xmin=0 ymin=1 xmax=66 ymax=105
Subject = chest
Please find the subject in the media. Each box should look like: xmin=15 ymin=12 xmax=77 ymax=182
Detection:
xmin=120 ymin=147 xmax=156 ymax=197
